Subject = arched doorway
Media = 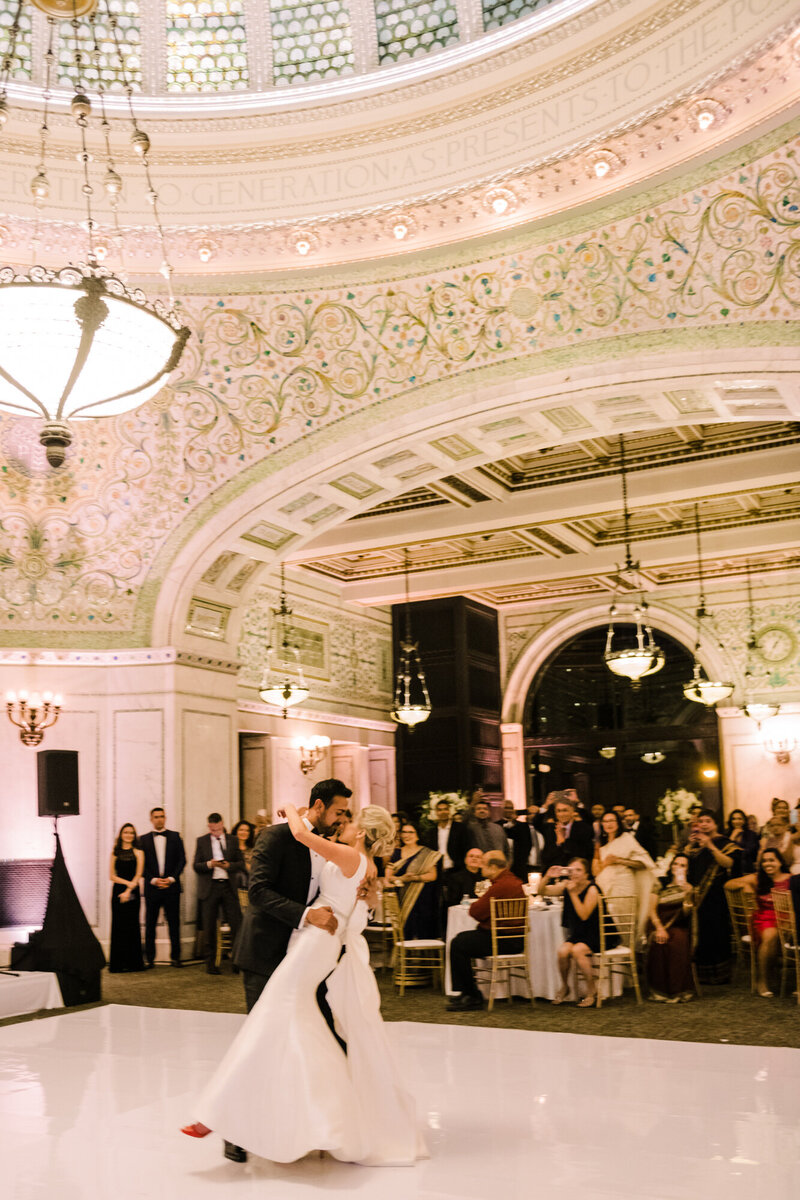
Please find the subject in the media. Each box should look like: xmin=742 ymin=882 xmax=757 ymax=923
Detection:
xmin=522 ymin=625 xmax=721 ymax=825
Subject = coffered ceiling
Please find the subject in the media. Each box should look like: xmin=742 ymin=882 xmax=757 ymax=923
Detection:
xmin=284 ymin=420 xmax=800 ymax=607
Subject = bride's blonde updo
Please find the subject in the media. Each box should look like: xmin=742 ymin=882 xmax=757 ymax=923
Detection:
xmin=356 ymin=806 xmax=396 ymax=859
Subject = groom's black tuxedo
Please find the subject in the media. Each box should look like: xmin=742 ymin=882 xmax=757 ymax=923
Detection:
xmin=233 ymin=823 xmax=312 ymax=982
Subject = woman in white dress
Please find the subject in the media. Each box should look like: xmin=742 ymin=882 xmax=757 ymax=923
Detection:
xmin=182 ymin=803 xmax=424 ymax=1166
xmin=592 ymin=810 xmax=656 ymax=935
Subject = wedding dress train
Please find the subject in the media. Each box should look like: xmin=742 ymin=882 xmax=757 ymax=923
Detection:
xmin=194 ymin=854 xmax=425 ymax=1166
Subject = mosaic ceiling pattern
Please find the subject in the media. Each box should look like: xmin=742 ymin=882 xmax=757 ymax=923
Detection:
xmin=0 ymin=0 xmax=565 ymax=94
xmin=0 ymin=131 xmax=798 ymax=645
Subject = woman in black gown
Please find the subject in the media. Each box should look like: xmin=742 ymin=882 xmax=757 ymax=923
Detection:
xmin=109 ymin=823 xmax=145 ymax=973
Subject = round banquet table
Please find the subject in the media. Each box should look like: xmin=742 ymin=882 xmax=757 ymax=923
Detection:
xmin=444 ymin=900 xmax=622 ymax=1001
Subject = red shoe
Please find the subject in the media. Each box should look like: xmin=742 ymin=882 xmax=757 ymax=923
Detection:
xmin=181 ymin=1122 xmax=212 ymax=1138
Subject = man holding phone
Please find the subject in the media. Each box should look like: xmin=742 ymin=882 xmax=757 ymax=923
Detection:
xmin=193 ymin=813 xmax=244 ymax=975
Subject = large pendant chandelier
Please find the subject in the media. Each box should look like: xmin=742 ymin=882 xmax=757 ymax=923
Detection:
xmin=603 ymin=435 xmax=664 ymax=686
xmin=392 ymin=549 xmax=431 ymax=730
xmin=0 ymin=1 xmax=190 ymax=466
xmin=738 ymin=560 xmax=779 ymax=724
xmin=258 ymin=565 xmax=309 ymax=717
xmin=682 ymin=505 xmax=734 ymax=707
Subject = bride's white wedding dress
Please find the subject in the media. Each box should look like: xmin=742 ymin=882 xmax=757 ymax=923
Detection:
xmin=195 ymin=853 xmax=425 ymax=1166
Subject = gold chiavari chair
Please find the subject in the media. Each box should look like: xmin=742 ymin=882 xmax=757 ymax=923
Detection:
xmin=484 ymin=896 xmax=532 ymax=1013
xmin=596 ymin=894 xmax=642 ymax=1008
xmin=772 ymin=888 xmax=800 ymax=1004
xmin=383 ymin=889 xmax=445 ymax=997
xmin=725 ymin=886 xmax=756 ymax=993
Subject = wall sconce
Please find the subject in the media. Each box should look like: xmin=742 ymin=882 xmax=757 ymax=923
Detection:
xmin=761 ymin=717 xmax=798 ymax=764
xmin=292 ymin=734 xmax=331 ymax=775
xmin=6 ymin=691 xmax=63 ymax=747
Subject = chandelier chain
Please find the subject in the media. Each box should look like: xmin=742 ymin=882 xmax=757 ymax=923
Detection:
xmin=31 ymin=18 xmax=56 ymax=265
xmin=0 ymin=0 xmax=23 ymax=95
xmin=618 ymin=434 xmax=636 ymax=574
xmin=89 ymin=13 xmax=127 ymax=271
xmin=104 ymin=0 xmax=176 ymax=305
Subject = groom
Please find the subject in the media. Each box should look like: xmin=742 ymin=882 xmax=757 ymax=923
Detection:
xmin=227 ymin=778 xmax=353 ymax=1162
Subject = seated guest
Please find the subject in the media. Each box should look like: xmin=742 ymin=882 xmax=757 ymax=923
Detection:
xmin=423 ymin=798 xmax=468 ymax=872
xmin=465 ymin=799 xmax=509 ymax=858
xmin=540 ymin=797 xmax=594 ymax=870
xmin=444 ymin=847 xmax=485 ymax=906
xmin=446 ymin=851 xmax=525 ymax=1011
xmin=540 ymin=857 xmax=605 ymax=1008
xmin=725 ymin=848 xmax=791 ymax=997
xmin=497 ymin=799 xmax=532 ymax=881
xmin=384 ymin=820 xmax=441 ymax=937
xmin=726 ymin=809 xmax=760 ymax=875
xmin=686 ymin=808 xmax=741 ymax=984
xmin=646 ymin=852 xmax=695 ymax=1002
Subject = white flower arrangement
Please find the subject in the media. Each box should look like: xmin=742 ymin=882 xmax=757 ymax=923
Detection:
xmin=420 ymin=790 xmax=471 ymax=831
xmin=656 ymin=788 xmax=699 ymax=828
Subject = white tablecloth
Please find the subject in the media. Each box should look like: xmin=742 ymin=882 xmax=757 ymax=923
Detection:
xmin=444 ymin=902 xmax=622 ymax=1001
xmin=0 ymin=970 xmax=63 ymax=1020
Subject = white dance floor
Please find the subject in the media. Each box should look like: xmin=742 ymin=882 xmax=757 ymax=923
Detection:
xmin=2 ymin=1005 xmax=799 ymax=1200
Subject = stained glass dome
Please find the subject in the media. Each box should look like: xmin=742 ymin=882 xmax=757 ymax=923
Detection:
xmin=0 ymin=0 xmax=566 ymax=95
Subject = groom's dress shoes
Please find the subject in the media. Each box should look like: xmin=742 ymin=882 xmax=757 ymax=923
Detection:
xmin=224 ymin=1141 xmax=248 ymax=1163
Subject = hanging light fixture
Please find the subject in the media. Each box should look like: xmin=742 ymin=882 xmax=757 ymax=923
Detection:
xmin=682 ymin=505 xmax=734 ymax=706
xmin=738 ymin=560 xmax=780 ymax=724
xmin=258 ymin=565 xmax=309 ymax=717
xmin=640 ymin=750 xmax=666 ymax=765
xmin=392 ymin=549 xmax=431 ymax=730
xmin=0 ymin=2 xmax=190 ymax=466
xmin=603 ymin=435 xmax=664 ymax=685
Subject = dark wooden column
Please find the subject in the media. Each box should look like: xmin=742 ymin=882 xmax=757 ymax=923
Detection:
xmin=393 ymin=597 xmax=501 ymax=814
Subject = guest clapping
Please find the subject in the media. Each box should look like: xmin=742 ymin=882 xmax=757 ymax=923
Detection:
xmin=725 ymin=848 xmax=791 ymax=997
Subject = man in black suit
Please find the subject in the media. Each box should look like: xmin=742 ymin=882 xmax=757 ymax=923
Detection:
xmin=193 ymin=813 xmax=245 ymax=976
xmin=422 ymin=798 xmax=468 ymax=871
xmin=227 ymin=779 xmax=353 ymax=1164
xmin=622 ymin=806 xmax=658 ymax=857
xmin=497 ymin=799 xmax=533 ymax=881
xmin=539 ymin=797 xmax=594 ymax=870
xmin=140 ymin=806 xmax=186 ymax=968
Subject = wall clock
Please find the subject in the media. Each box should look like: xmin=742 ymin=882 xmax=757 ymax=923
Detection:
xmin=756 ymin=625 xmax=797 ymax=666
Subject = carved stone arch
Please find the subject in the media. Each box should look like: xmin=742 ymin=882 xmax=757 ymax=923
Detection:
xmin=501 ymin=601 xmax=734 ymax=726
xmin=146 ymin=338 xmax=788 ymax=650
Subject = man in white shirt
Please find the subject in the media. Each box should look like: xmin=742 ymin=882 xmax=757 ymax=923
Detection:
xmin=140 ymin=806 xmax=186 ymax=968
xmin=423 ymin=798 xmax=468 ymax=872
xmin=193 ymin=813 xmax=245 ymax=975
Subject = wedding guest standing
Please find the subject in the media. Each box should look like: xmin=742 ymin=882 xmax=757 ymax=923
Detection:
xmin=539 ymin=796 xmax=594 ymax=870
xmin=140 ymin=806 xmax=186 ymax=969
xmin=465 ymin=799 xmax=509 ymax=858
xmin=384 ymin=821 xmax=441 ymax=938
xmin=725 ymin=809 xmax=760 ymax=875
xmin=646 ymin=852 xmax=695 ymax=1002
xmin=686 ymin=809 xmax=741 ymax=984
xmin=194 ymin=813 xmax=245 ymax=975
xmin=497 ymin=799 xmax=532 ymax=881
xmin=423 ymin=797 xmax=468 ymax=872
xmin=108 ymin=823 xmax=144 ymax=973
xmin=231 ymin=820 xmax=256 ymax=889
xmin=592 ymin=810 xmax=656 ymax=934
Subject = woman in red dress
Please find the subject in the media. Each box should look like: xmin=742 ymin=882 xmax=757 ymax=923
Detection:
xmin=726 ymin=848 xmax=791 ymax=997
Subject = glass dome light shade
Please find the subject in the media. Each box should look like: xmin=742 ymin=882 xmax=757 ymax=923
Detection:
xmin=604 ymin=648 xmax=660 ymax=681
xmin=682 ymin=662 xmax=734 ymax=706
xmin=391 ymin=704 xmax=431 ymax=728
xmin=742 ymin=701 xmax=780 ymax=723
xmin=0 ymin=267 xmax=189 ymax=422
xmin=259 ymin=681 xmax=309 ymax=708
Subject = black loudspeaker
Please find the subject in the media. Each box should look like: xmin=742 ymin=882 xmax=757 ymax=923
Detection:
xmin=37 ymin=750 xmax=80 ymax=817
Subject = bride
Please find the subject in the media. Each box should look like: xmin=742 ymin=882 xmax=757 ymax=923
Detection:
xmin=182 ymin=802 xmax=424 ymax=1166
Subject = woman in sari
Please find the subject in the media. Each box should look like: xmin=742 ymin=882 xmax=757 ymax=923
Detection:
xmin=686 ymin=808 xmax=741 ymax=984
xmin=592 ymin=811 xmax=656 ymax=935
xmin=384 ymin=821 xmax=441 ymax=938
xmin=646 ymin=853 xmax=695 ymax=1002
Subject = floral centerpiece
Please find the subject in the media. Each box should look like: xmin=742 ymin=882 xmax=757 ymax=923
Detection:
xmin=419 ymin=790 xmax=470 ymax=832
xmin=656 ymin=788 xmax=700 ymax=843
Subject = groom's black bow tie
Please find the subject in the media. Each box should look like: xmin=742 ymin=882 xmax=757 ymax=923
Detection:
xmin=154 ymin=831 xmax=166 ymax=837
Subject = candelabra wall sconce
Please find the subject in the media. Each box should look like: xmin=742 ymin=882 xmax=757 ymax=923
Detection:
xmin=293 ymin=735 xmax=331 ymax=775
xmin=5 ymin=690 xmax=63 ymax=746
